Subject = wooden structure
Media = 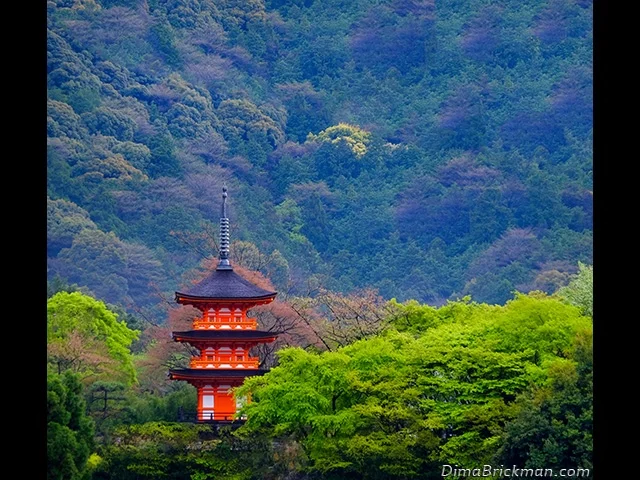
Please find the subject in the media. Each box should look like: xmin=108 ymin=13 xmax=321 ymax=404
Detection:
xmin=169 ymin=187 xmax=278 ymax=421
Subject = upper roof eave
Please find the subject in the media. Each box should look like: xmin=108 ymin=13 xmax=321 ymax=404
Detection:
xmin=175 ymin=268 xmax=277 ymax=303
xmin=175 ymin=292 xmax=277 ymax=303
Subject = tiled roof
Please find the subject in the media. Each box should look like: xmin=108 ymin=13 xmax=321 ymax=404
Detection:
xmin=176 ymin=269 xmax=277 ymax=301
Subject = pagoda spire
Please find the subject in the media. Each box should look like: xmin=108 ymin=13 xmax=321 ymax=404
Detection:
xmin=217 ymin=186 xmax=232 ymax=270
xmin=170 ymin=183 xmax=278 ymax=422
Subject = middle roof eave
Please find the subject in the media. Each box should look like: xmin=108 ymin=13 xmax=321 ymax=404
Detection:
xmin=172 ymin=329 xmax=281 ymax=340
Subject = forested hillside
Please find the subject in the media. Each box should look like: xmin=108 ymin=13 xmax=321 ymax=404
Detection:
xmin=47 ymin=0 xmax=592 ymax=314
xmin=47 ymin=2 xmax=593 ymax=477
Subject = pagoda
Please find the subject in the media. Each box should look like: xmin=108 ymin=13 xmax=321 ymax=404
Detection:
xmin=169 ymin=187 xmax=278 ymax=422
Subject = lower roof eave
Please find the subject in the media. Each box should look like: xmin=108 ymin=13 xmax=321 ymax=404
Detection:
xmin=168 ymin=368 xmax=269 ymax=381
xmin=172 ymin=329 xmax=281 ymax=342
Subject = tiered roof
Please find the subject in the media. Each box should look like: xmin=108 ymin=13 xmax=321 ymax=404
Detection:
xmin=175 ymin=269 xmax=276 ymax=303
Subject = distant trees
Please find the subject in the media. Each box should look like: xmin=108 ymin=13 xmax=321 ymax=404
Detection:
xmin=275 ymin=81 xmax=330 ymax=142
xmin=51 ymin=229 xmax=164 ymax=307
xmin=463 ymin=228 xmax=543 ymax=304
xmin=47 ymin=29 xmax=102 ymax=114
xmin=82 ymin=107 xmax=138 ymax=141
xmin=48 ymin=100 xmax=89 ymax=140
xmin=307 ymin=123 xmax=371 ymax=158
xmin=217 ymin=99 xmax=286 ymax=165
xmin=557 ymin=262 xmax=593 ymax=317
xmin=350 ymin=1 xmax=435 ymax=75
xmin=48 ymin=198 xmax=98 ymax=256
xmin=47 ymin=0 xmax=593 ymax=316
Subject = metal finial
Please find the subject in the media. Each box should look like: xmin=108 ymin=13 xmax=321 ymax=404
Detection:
xmin=221 ymin=185 xmax=228 ymax=218
xmin=217 ymin=185 xmax=232 ymax=270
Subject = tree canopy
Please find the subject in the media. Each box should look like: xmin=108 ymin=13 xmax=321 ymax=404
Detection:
xmin=48 ymin=371 xmax=96 ymax=480
xmin=48 ymin=291 xmax=140 ymax=385
xmin=235 ymin=292 xmax=592 ymax=478
xmin=557 ymin=262 xmax=593 ymax=317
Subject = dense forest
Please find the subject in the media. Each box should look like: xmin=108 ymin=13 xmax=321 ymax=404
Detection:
xmin=48 ymin=0 xmax=592 ymax=313
xmin=47 ymin=0 xmax=592 ymax=478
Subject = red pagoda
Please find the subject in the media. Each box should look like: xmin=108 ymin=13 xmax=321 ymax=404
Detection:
xmin=169 ymin=187 xmax=278 ymax=422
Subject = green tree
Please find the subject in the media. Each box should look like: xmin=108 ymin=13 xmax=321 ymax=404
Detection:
xmin=48 ymin=371 xmax=95 ymax=480
xmin=92 ymin=422 xmax=272 ymax=480
xmin=236 ymin=293 xmax=591 ymax=478
xmin=47 ymin=0 xmax=593 ymax=320
xmin=556 ymin=262 xmax=593 ymax=317
xmin=48 ymin=198 xmax=98 ymax=256
xmin=276 ymin=81 xmax=330 ymax=142
xmin=48 ymin=100 xmax=88 ymax=140
xmin=48 ymin=291 xmax=140 ymax=385
xmin=217 ymin=99 xmax=285 ymax=165
xmin=53 ymin=229 xmax=163 ymax=307
xmin=86 ymin=381 xmax=128 ymax=433
xmin=146 ymin=129 xmax=182 ymax=178
xmin=496 ymin=328 xmax=593 ymax=474
xmin=82 ymin=107 xmax=138 ymax=141
xmin=307 ymin=123 xmax=371 ymax=157
xmin=149 ymin=22 xmax=182 ymax=68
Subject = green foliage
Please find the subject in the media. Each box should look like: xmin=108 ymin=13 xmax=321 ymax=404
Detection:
xmin=92 ymin=422 xmax=273 ymax=480
xmin=117 ymin=385 xmax=198 ymax=425
xmin=217 ymin=99 xmax=285 ymax=165
xmin=82 ymin=107 xmax=138 ymax=141
xmin=45 ymin=1 xmax=593 ymax=475
xmin=275 ymin=197 xmax=305 ymax=240
xmin=236 ymin=292 xmax=591 ymax=478
xmin=149 ymin=22 xmax=182 ymax=68
xmin=146 ymin=130 xmax=181 ymax=178
xmin=110 ymin=141 xmax=152 ymax=171
xmin=48 ymin=28 xmax=103 ymax=113
xmin=48 ymin=274 xmax=88 ymax=298
xmin=92 ymin=422 xmax=210 ymax=480
xmin=52 ymin=229 xmax=164 ymax=307
xmin=48 ymin=198 xmax=98 ymax=255
xmin=496 ymin=329 xmax=593 ymax=473
xmin=556 ymin=262 xmax=593 ymax=317
xmin=86 ymin=381 xmax=129 ymax=433
xmin=48 ymin=371 xmax=95 ymax=480
xmin=307 ymin=123 xmax=371 ymax=158
xmin=72 ymin=153 xmax=146 ymax=181
xmin=48 ymin=100 xmax=88 ymax=139
xmin=48 ymin=291 xmax=140 ymax=384
xmin=276 ymin=81 xmax=330 ymax=142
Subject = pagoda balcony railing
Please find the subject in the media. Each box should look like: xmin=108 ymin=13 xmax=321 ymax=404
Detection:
xmin=176 ymin=409 xmax=247 ymax=424
xmin=193 ymin=320 xmax=257 ymax=330
xmin=190 ymin=358 xmax=260 ymax=369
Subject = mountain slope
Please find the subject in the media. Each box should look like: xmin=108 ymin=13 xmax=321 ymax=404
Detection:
xmin=47 ymin=0 xmax=593 ymax=312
